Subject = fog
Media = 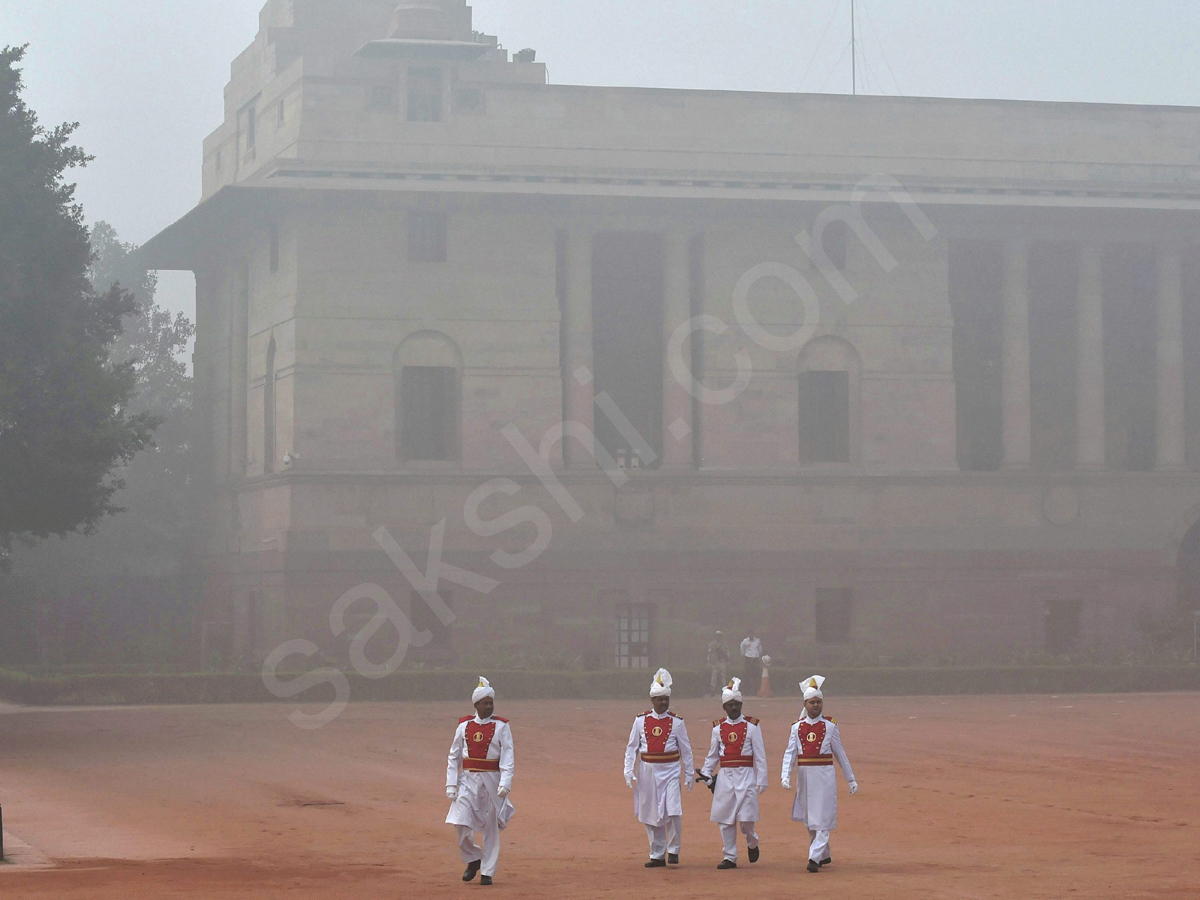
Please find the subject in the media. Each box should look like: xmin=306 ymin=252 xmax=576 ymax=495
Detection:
xmin=7 ymin=1 xmax=1200 ymax=319
xmin=4 ymin=2 xmax=1200 ymax=893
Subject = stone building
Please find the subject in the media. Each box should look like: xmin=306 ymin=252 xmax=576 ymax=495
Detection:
xmin=143 ymin=0 xmax=1200 ymax=670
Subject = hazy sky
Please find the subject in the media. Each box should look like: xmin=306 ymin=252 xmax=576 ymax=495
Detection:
xmin=6 ymin=0 xmax=1200 ymax=317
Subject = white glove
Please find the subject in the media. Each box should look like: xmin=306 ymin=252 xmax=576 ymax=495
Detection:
xmin=781 ymin=777 xmax=791 ymax=791
xmin=497 ymin=785 xmax=511 ymax=800
xmin=756 ymin=784 xmax=768 ymax=795
xmin=625 ymin=775 xmax=635 ymax=789
xmin=446 ymin=786 xmax=458 ymax=801
xmin=686 ymin=780 xmax=694 ymax=793
xmin=849 ymin=780 xmax=859 ymax=795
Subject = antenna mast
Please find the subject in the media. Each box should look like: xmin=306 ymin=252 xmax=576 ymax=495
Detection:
xmin=851 ymin=0 xmax=857 ymax=95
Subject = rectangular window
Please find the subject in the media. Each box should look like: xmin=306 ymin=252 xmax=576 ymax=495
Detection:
xmin=276 ymin=100 xmax=285 ymax=127
xmin=400 ymin=366 xmax=457 ymax=461
xmin=815 ymin=589 xmax=853 ymax=644
xmin=798 ymin=371 xmax=850 ymax=462
xmin=1045 ymin=598 xmax=1082 ymax=653
xmin=408 ymin=211 xmax=447 ymax=262
xmin=407 ymin=68 xmax=444 ymax=122
xmin=615 ymin=604 xmax=652 ymax=669
xmin=369 ymin=84 xmax=399 ymax=113
xmin=245 ymin=104 xmax=256 ymax=154
xmin=455 ymin=88 xmax=486 ymax=116
xmin=269 ymin=226 xmax=279 ymax=274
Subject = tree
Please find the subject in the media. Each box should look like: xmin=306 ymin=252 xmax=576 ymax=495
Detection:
xmin=8 ymin=221 xmax=198 ymax=665
xmin=0 ymin=45 xmax=155 ymax=568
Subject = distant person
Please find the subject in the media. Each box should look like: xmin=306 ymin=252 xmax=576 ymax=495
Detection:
xmin=697 ymin=678 xmax=768 ymax=869
xmin=623 ymin=668 xmax=694 ymax=867
xmin=781 ymin=675 xmax=858 ymax=873
xmin=446 ymin=677 xmax=515 ymax=886
xmin=739 ymin=631 xmax=763 ymax=695
xmin=706 ymin=631 xmax=729 ymax=697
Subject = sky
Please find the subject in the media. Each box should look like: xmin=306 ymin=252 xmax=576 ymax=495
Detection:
xmin=5 ymin=0 xmax=1200 ymax=318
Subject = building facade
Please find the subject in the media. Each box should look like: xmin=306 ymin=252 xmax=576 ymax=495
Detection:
xmin=144 ymin=0 xmax=1200 ymax=670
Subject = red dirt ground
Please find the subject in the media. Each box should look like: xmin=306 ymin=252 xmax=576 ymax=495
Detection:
xmin=0 ymin=693 xmax=1197 ymax=899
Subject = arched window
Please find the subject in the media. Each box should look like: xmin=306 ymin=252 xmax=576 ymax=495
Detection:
xmin=394 ymin=331 xmax=462 ymax=462
xmin=264 ymin=337 xmax=277 ymax=473
xmin=797 ymin=336 xmax=862 ymax=464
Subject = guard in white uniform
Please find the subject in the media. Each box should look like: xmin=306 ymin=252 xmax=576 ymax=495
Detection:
xmin=446 ymin=677 xmax=515 ymax=886
xmin=781 ymin=675 xmax=858 ymax=873
xmin=623 ymin=668 xmax=694 ymax=867
xmin=698 ymin=678 xmax=768 ymax=869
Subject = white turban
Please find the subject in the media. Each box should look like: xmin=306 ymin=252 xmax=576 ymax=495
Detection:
xmin=721 ymin=677 xmax=743 ymax=705
xmin=801 ymin=674 xmax=826 ymax=701
xmin=649 ymin=667 xmax=673 ymax=698
xmin=472 ymin=676 xmax=495 ymax=705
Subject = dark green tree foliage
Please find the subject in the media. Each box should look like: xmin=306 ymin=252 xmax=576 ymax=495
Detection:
xmin=0 ymin=46 xmax=155 ymax=562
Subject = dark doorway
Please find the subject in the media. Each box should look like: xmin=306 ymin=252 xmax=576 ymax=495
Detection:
xmin=399 ymin=366 xmax=458 ymax=461
xmin=592 ymin=233 xmax=664 ymax=468
xmin=798 ymin=371 xmax=850 ymax=462
xmin=815 ymin=588 xmax=854 ymax=644
xmin=411 ymin=590 xmax=454 ymax=665
xmin=1044 ymin=597 xmax=1082 ymax=653
xmin=1178 ymin=518 xmax=1200 ymax=612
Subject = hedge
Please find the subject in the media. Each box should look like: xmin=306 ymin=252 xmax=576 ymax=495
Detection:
xmin=1 ymin=665 xmax=1198 ymax=707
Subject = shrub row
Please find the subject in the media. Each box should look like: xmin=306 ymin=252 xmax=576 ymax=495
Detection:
xmin=1 ymin=665 xmax=1198 ymax=707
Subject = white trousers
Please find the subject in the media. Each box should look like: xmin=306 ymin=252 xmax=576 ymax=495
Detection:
xmin=808 ymin=829 xmax=831 ymax=863
xmin=645 ymin=816 xmax=682 ymax=859
xmin=719 ymin=821 xmax=759 ymax=862
xmin=456 ymin=811 xmax=500 ymax=878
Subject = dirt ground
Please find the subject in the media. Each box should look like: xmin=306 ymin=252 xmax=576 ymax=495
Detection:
xmin=0 ymin=693 xmax=1197 ymax=899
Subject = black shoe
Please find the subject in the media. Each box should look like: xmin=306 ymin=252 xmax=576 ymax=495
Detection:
xmin=667 ymin=853 xmax=679 ymax=865
xmin=807 ymin=859 xmax=820 ymax=873
xmin=748 ymin=846 xmax=760 ymax=863
xmin=717 ymin=859 xmax=738 ymax=870
xmin=480 ymin=875 xmax=493 ymax=886
xmin=819 ymin=857 xmax=832 ymax=867
xmin=645 ymin=857 xmax=667 ymax=868
xmin=462 ymin=861 xmax=481 ymax=882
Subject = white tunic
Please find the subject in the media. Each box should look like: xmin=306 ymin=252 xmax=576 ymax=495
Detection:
xmin=623 ymin=710 xmax=694 ymax=826
xmin=446 ymin=715 xmax=515 ymax=831
xmin=781 ymin=714 xmax=855 ymax=831
xmin=701 ymin=716 xmax=768 ymax=825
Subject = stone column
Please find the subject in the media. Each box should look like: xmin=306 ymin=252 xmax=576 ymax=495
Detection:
xmin=564 ymin=227 xmax=594 ymax=467
xmin=663 ymin=231 xmax=693 ymax=467
xmin=1001 ymin=239 xmax=1032 ymax=469
xmin=231 ymin=261 xmax=249 ymax=477
xmin=1156 ymin=243 xmax=1187 ymax=471
xmin=1076 ymin=243 xmax=1106 ymax=470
